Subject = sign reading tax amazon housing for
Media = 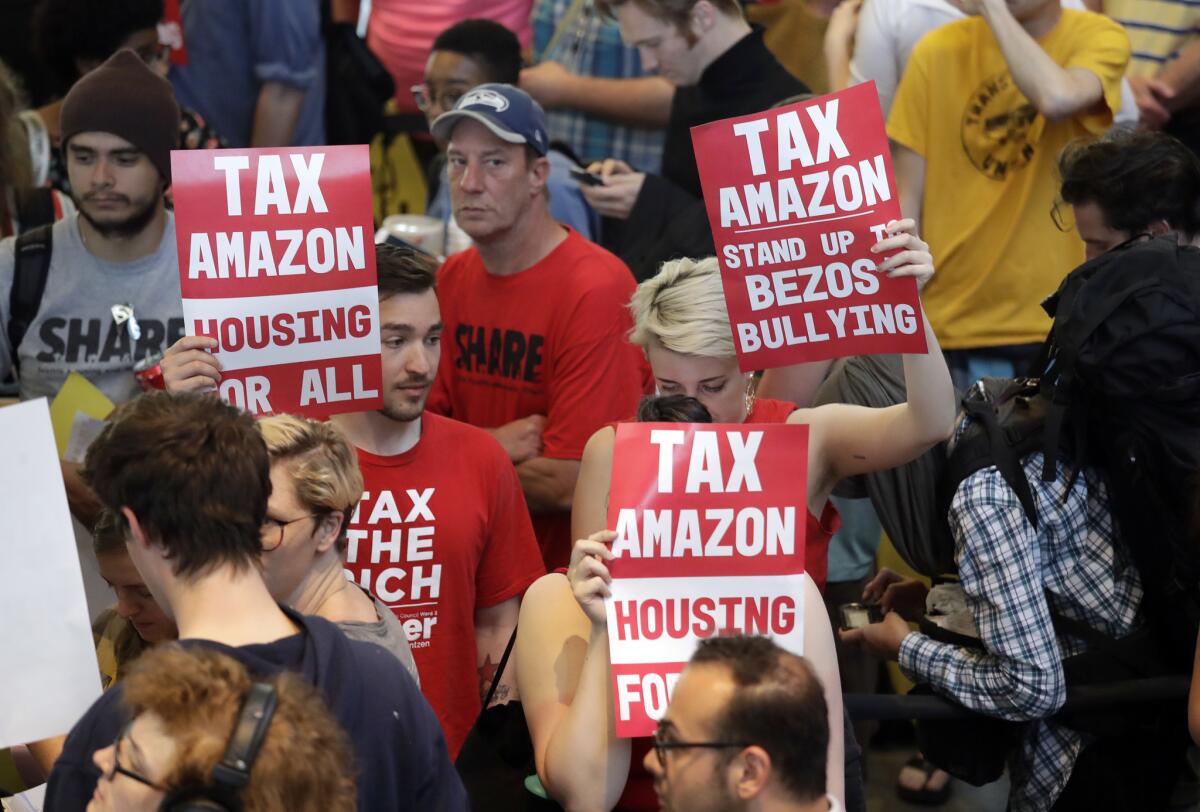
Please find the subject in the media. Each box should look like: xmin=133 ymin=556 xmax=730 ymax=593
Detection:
xmin=171 ymin=146 xmax=382 ymax=417
xmin=605 ymin=423 xmax=809 ymax=738
xmin=691 ymin=82 xmax=926 ymax=371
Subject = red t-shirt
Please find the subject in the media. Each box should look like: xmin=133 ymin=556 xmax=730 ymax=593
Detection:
xmin=745 ymin=397 xmax=839 ymax=592
xmin=428 ymin=229 xmax=653 ymax=569
xmin=343 ymin=412 xmax=545 ymax=758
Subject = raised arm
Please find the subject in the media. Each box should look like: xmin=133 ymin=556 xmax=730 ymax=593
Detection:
xmin=802 ymin=574 xmax=846 ymax=805
xmin=794 ymin=220 xmax=954 ymax=505
xmin=971 ymin=0 xmax=1103 ymax=121
xmin=517 ymin=539 xmax=631 ymax=811
xmin=520 ymin=63 xmax=674 ymax=129
xmin=518 ymin=430 xmax=625 ymax=809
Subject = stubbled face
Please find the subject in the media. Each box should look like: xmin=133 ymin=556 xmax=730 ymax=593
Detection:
xmin=645 ymin=663 xmax=745 ymax=812
xmin=647 ymin=343 xmax=749 ymax=424
xmin=377 ymin=288 xmax=442 ymax=422
xmin=67 ymin=131 xmax=162 ymax=238
xmin=422 ymin=50 xmax=488 ymax=141
xmin=616 ymin=3 xmax=703 ymax=86
xmin=1072 ymin=201 xmax=1131 ymax=261
xmin=96 ymin=549 xmax=176 ymax=644
xmin=88 ymin=712 xmax=175 ymax=812
xmin=446 ymin=119 xmax=545 ymax=244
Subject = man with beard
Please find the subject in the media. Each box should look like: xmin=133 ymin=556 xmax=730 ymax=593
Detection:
xmin=0 ymin=49 xmax=185 ymax=404
xmin=160 ymin=244 xmax=546 ymax=759
xmin=645 ymin=636 xmax=841 ymax=812
xmin=0 ymin=49 xmax=185 ymax=527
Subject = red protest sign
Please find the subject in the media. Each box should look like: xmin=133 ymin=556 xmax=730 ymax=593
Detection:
xmin=691 ymin=82 xmax=927 ymax=371
xmin=605 ymin=422 xmax=810 ymax=737
xmin=172 ymin=146 xmax=383 ymax=418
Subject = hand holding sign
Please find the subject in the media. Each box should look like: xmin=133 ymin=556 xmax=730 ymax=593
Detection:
xmin=172 ymin=145 xmax=383 ymax=418
xmin=691 ymin=83 xmax=928 ymax=370
xmin=569 ymin=530 xmax=617 ymax=626
xmin=604 ymin=422 xmax=810 ymax=737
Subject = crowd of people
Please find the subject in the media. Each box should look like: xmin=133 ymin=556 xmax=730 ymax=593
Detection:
xmin=0 ymin=0 xmax=1199 ymax=811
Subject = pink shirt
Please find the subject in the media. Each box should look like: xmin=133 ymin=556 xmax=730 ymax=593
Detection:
xmin=367 ymin=1 xmax=534 ymax=113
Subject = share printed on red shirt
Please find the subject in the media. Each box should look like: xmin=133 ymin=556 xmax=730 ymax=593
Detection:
xmin=691 ymin=82 xmax=927 ymax=371
xmin=605 ymin=423 xmax=811 ymax=738
xmin=171 ymin=146 xmax=382 ymax=418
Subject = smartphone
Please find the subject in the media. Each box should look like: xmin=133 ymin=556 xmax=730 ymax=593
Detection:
xmin=570 ymin=165 xmax=604 ymax=187
xmin=839 ymin=602 xmax=882 ymax=630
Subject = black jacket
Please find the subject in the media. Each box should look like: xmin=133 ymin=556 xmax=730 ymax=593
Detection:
xmin=611 ymin=28 xmax=809 ymax=280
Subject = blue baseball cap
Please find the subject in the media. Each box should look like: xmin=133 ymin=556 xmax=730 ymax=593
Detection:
xmin=431 ymin=83 xmax=549 ymax=156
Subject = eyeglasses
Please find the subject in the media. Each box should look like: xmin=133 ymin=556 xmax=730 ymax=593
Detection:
xmin=411 ymin=83 xmax=467 ymax=113
xmin=1051 ymin=198 xmax=1075 ymax=233
xmin=105 ymin=721 xmax=165 ymax=792
xmin=260 ymin=513 xmax=318 ymax=552
xmin=651 ymin=727 xmax=749 ymax=767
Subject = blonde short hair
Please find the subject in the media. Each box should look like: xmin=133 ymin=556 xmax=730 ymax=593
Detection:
xmin=629 ymin=256 xmax=735 ymax=359
xmin=257 ymin=415 xmax=364 ymax=551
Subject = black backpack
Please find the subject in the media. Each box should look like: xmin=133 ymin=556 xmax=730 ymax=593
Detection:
xmin=3 ymin=188 xmax=56 ymax=383
xmin=934 ymin=235 xmax=1200 ymax=667
xmin=912 ymin=237 xmax=1200 ymax=788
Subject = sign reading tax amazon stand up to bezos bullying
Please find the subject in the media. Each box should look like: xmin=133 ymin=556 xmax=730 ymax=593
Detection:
xmin=605 ymin=422 xmax=810 ymax=738
xmin=171 ymin=146 xmax=383 ymax=417
xmin=691 ymin=82 xmax=926 ymax=371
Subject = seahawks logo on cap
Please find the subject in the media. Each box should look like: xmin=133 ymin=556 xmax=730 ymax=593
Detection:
xmin=459 ymin=88 xmax=510 ymax=112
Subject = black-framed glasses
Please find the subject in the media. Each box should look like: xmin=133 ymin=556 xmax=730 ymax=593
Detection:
xmin=411 ymin=83 xmax=467 ymax=113
xmin=1051 ymin=198 xmax=1074 ymax=233
xmin=105 ymin=721 xmax=165 ymax=792
xmin=260 ymin=513 xmax=318 ymax=552
xmin=651 ymin=727 xmax=749 ymax=767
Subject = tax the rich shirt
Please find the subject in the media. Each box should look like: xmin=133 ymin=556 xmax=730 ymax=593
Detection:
xmin=344 ymin=412 xmax=545 ymax=758
xmin=428 ymin=228 xmax=653 ymax=568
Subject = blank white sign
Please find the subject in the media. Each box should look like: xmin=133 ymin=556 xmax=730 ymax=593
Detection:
xmin=0 ymin=399 xmax=101 ymax=748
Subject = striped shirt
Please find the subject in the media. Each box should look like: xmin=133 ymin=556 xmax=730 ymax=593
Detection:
xmin=1105 ymin=0 xmax=1200 ymax=77
xmin=531 ymin=0 xmax=666 ymax=172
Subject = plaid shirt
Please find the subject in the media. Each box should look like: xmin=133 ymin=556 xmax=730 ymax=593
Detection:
xmin=898 ymin=453 xmax=1143 ymax=811
xmin=531 ymin=0 xmax=665 ymax=172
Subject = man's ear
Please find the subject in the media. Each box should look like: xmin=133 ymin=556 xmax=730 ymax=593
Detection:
xmin=122 ymin=506 xmax=152 ymax=552
xmin=691 ymin=0 xmax=719 ymax=35
xmin=729 ymin=745 xmax=772 ymax=801
xmin=529 ymin=154 xmax=552 ymax=195
xmin=1147 ymin=218 xmax=1173 ymax=237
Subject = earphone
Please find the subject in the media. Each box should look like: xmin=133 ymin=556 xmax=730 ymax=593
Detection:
xmin=158 ymin=682 xmax=278 ymax=812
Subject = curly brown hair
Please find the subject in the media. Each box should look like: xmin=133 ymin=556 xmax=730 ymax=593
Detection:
xmin=121 ymin=645 xmax=358 ymax=811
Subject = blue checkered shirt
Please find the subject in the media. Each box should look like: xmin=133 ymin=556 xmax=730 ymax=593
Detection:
xmin=531 ymin=0 xmax=665 ymax=172
xmin=898 ymin=453 xmax=1143 ymax=811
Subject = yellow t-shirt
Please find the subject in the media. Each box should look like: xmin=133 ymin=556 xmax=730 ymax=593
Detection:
xmin=1104 ymin=0 xmax=1199 ymax=79
xmin=888 ymin=10 xmax=1129 ymax=350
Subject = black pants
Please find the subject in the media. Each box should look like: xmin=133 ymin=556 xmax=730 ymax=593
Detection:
xmin=1051 ymin=727 xmax=1189 ymax=811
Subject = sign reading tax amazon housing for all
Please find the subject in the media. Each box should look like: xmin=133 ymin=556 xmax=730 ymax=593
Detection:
xmin=691 ymin=82 xmax=927 ymax=371
xmin=605 ymin=423 xmax=810 ymax=738
xmin=171 ymin=146 xmax=382 ymax=417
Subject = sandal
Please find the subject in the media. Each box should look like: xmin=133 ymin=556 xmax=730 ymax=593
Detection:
xmin=896 ymin=755 xmax=951 ymax=806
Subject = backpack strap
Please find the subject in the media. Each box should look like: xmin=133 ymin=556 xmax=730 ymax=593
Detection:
xmin=7 ymin=224 xmax=54 ymax=375
xmin=965 ymin=398 xmax=1041 ymax=529
xmin=12 ymin=187 xmax=57 ymax=233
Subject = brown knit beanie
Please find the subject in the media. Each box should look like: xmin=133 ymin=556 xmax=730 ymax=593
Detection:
xmin=60 ymin=49 xmax=181 ymax=182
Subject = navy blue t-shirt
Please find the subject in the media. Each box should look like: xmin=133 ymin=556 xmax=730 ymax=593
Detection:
xmin=44 ymin=609 xmax=466 ymax=811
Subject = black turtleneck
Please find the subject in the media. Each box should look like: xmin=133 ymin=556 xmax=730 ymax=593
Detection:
xmin=662 ymin=27 xmax=810 ymax=199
